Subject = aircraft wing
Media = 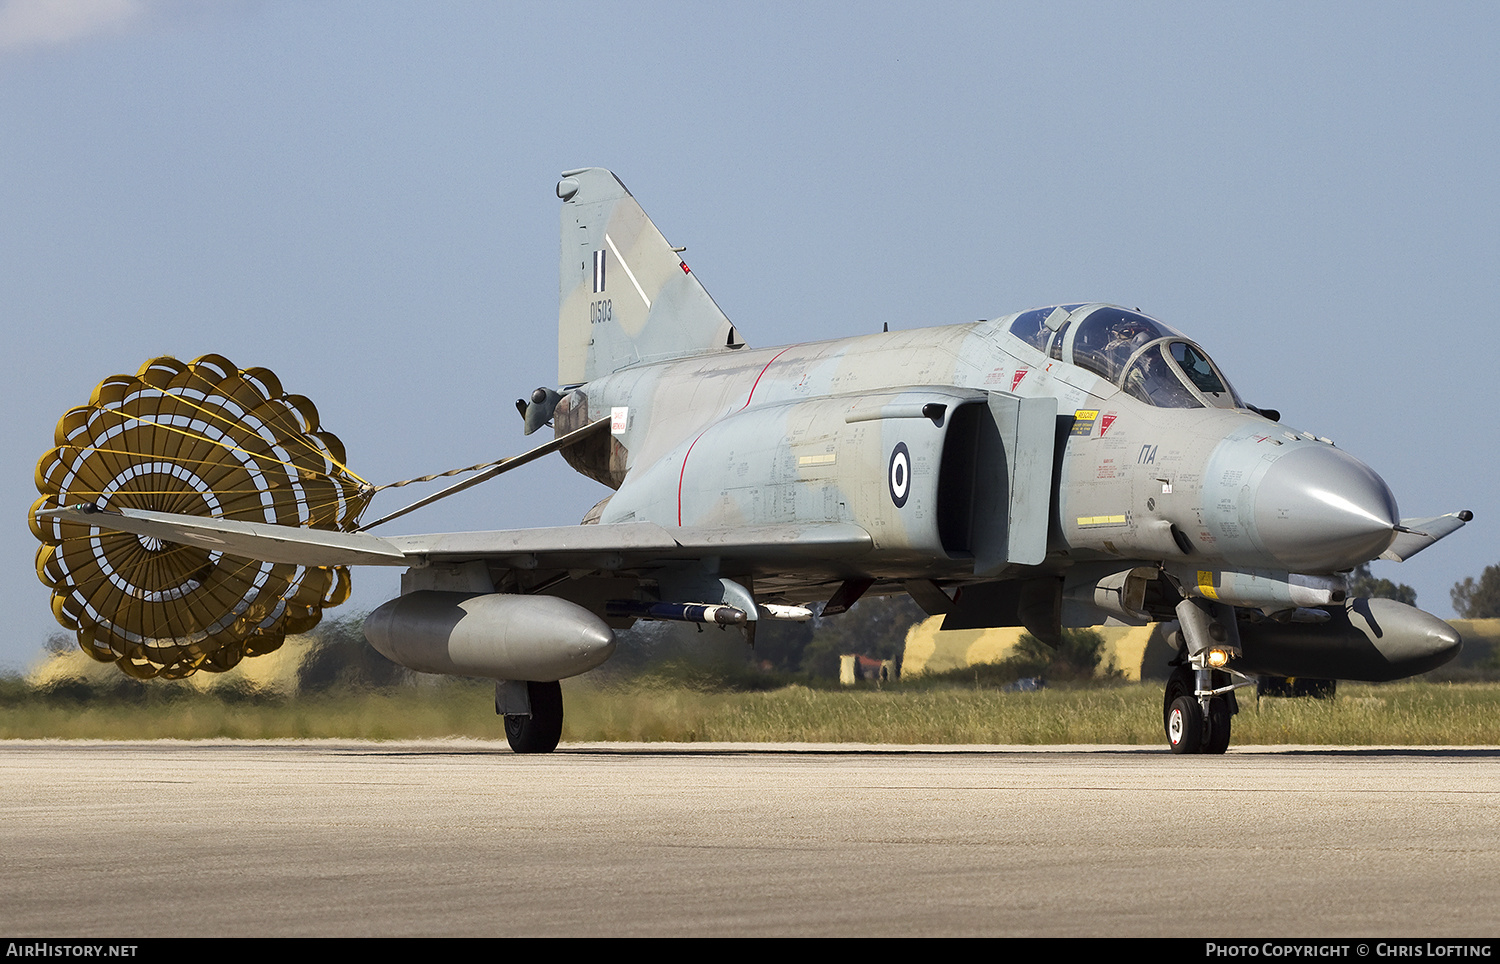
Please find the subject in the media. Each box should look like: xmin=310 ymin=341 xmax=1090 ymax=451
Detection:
xmin=38 ymin=504 xmax=872 ymax=576
xmin=1380 ymin=511 xmax=1474 ymax=563
xmin=386 ymin=521 xmax=870 ymax=568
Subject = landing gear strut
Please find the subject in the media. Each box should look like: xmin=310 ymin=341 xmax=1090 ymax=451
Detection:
xmin=499 ymin=680 xmax=564 ymax=754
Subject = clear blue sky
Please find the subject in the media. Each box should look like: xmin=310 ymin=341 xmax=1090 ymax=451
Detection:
xmin=2 ymin=1 xmax=1495 ymax=673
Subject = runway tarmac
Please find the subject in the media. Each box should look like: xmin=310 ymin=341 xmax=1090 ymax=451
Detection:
xmin=3 ymin=740 xmax=1499 ymax=937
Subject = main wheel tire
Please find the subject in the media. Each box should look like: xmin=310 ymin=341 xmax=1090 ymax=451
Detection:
xmin=504 ymin=680 xmax=564 ymax=754
xmin=1204 ymin=697 xmax=1232 ymax=754
xmin=1167 ymin=695 xmax=1204 ymax=754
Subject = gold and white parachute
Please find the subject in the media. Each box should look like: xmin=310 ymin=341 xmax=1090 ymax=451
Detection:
xmin=30 ymin=355 xmax=373 ymax=679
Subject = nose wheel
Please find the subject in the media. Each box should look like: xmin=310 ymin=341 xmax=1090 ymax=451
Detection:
xmin=1204 ymin=695 xmax=1232 ymax=754
xmin=1167 ymin=695 xmax=1204 ymax=753
xmin=1163 ymin=663 xmax=1235 ymax=755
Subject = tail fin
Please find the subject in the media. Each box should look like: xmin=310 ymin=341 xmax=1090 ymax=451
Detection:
xmin=556 ymin=168 xmax=745 ymax=385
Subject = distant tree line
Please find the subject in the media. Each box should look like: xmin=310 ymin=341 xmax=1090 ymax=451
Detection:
xmin=1347 ymin=559 xmax=1500 ymax=620
xmin=1452 ymin=564 xmax=1500 ymax=619
xmin=1348 ymin=563 xmax=1417 ymax=606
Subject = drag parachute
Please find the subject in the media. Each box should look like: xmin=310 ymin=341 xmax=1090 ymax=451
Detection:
xmin=30 ymin=355 xmax=372 ymax=679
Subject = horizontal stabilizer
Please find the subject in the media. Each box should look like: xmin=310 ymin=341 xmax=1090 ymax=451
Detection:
xmin=1381 ymin=510 xmax=1474 ymax=562
xmin=38 ymin=505 xmax=409 ymax=568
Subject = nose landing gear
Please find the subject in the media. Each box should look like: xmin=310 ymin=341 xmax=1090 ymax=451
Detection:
xmin=1163 ymin=663 xmax=1238 ymax=754
xmin=1163 ymin=597 xmax=1251 ymax=754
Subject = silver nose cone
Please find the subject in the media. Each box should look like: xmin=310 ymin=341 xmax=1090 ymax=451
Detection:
xmin=1254 ymin=445 xmax=1398 ymax=572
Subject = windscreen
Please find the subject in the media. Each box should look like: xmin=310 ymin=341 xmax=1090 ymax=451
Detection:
xmin=1122 ymin=345 xmax=1202 ymax=408
xmin=1170 ymin=341 xmax=1239 ymax=405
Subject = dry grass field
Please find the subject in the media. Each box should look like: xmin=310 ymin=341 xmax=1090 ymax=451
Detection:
xmin=5 ymin=676 xmax=1500 ymax=745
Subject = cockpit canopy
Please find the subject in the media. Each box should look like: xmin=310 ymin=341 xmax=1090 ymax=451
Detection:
xmin=1005 ymin=304 xmax=1242 ymax=410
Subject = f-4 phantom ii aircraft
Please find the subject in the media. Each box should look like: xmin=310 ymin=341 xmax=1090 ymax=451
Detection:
xmin=35 ymin=167 xmax=1471 ymax=754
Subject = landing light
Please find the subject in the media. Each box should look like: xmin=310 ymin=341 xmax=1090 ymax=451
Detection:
xmin=1206 ymin=648 xmax=1232 ymax=668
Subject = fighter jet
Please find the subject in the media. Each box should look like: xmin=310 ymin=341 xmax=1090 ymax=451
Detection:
xmin=35 ymin=168 xmax=1470 ymax=754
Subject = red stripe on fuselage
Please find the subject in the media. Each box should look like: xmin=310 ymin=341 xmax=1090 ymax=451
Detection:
xmin=677 ymin=347 xmax=794 ymax=526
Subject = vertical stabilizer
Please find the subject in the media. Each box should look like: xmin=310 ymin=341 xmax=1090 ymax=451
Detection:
xmin=557 ymin=168 xmax=745 ymax=385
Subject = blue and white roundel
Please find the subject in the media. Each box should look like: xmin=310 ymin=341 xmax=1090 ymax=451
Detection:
xmin=888 ymin=442 xmax=911 ymax=508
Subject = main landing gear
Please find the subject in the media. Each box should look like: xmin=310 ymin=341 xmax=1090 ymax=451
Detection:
xmin=497 ymin=680 xmax=564 ymax=754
